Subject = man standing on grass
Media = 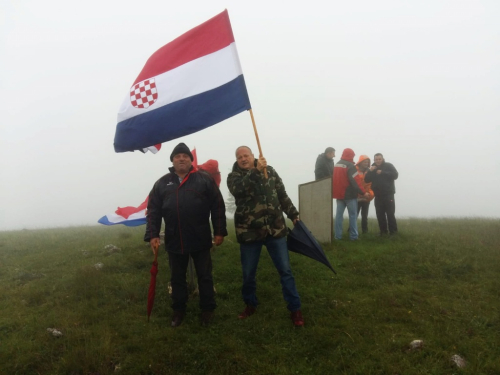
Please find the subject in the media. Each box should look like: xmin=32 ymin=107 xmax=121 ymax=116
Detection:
xmin=145 ymin=143 xmax=227 ymax=327
xmin=364 ymin=153 xmax=399 ymax=236
xmin=227 ymin=146 xmax=304 ymax=327
xmin=332 ymin=148 xmax=369 ymax=240
xmin=314 ymin=147 xmax=336 ymax=180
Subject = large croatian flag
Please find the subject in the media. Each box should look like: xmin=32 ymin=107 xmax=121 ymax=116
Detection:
xmin=114 ymin=10 xmax=251 ymax=153
xmin=98 ymin=198 xmax=148 ymax=227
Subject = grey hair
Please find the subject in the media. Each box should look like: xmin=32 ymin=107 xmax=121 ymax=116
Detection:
xmin=235 ymin=146 xmax=252 ymax=157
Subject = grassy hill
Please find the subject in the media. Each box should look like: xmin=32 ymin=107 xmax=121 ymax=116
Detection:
xmin=0 ymin=218 xmax=499 ymax=374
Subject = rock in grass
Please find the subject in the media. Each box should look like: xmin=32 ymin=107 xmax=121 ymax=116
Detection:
xmin=451 ymin=354 xmax=466 ymax=368
xmin=107 ymin=246 xmax=121 ymax=254
xmin=409 ymin=339 xmax=424 ymax=350
xmin=94 ymin=262 xmax=104 ymax=270
xmin=47 ymin=328 xmax=63 ymax=337
xmin=104 ymin=244 xmax=121 ymax=254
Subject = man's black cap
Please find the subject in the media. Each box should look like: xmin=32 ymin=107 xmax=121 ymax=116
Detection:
xmin=170 ymin=143 xmax=193 ymax=161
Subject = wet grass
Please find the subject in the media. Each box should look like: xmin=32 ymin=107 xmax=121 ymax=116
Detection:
xmin=0 ymin=218 xmax=499 ymax=374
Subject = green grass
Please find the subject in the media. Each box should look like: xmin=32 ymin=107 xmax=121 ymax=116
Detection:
xmin=0 ymin=218 xmax=499 ymax=374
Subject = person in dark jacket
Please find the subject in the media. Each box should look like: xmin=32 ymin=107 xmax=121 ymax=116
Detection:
xmin=314 ymin=147 xmax=336 ymax=180
xmin=227 ymin=146 xmax=304 ymax=327
xmin=332 ymin=148 xmax=369 ymax=240
xmin=364 ymin=153 xmax=399 ymax=235
xmin=145 ymin=143 xmax=227 ymax=327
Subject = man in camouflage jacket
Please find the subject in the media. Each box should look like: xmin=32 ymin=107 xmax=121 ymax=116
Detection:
xmin=227 ymin=146 xmax=304 ymax=327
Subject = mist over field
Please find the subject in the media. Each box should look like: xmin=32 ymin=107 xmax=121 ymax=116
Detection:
xmin=1 ymin=0 xmax=499 ymax=231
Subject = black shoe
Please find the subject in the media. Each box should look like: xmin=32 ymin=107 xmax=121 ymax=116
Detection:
xmin=171 ymin=310 xmax=186 ymax=327
xmin=201 ymin=311 xmax=214 ymax=326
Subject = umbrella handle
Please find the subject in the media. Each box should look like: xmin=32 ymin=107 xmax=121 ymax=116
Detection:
xmin=153 ymin=242 xmax=159 ymax=263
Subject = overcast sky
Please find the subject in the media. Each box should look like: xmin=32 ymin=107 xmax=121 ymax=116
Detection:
xmin=1 ymin=0 xmax=499 ymax=231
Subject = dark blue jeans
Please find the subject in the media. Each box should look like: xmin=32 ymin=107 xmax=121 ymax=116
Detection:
xmin=240 ymin=236 xmax=301 ymax=312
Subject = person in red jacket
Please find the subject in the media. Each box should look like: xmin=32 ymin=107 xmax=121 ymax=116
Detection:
xmin=332 ymin=148 xmax=369 ymax=240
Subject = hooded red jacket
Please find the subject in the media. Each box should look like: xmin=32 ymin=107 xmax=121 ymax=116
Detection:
xmin=332 ymin=148 xmax=366 ymax=199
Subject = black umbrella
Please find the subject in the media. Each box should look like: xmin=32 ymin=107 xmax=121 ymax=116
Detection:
xmin=287 ymin=221 xmax=336 ymax=274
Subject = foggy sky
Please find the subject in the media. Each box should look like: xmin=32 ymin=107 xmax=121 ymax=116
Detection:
xmin=1 ymin=0 xmax=499 ymax=231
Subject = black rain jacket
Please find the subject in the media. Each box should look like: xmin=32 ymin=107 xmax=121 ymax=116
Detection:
xmin=364 ymin=162 xmax=399 ymax=197
xmin=144 ymin=167 xmax=227 ymax=254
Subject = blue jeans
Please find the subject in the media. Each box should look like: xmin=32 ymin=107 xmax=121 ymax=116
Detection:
xmin=240 ymin=236 xmax=301 ymax=312
xmin=335 ymin=199 xmax=359 ymax=240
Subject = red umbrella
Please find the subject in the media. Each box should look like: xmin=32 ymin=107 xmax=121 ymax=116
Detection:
xmin=147 ymin=242 xmax=159 ymax=322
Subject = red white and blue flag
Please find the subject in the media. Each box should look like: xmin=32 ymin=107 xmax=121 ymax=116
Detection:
xmin=142 ymin=144 xmax=162 ymax=154
xmin=98 ymin=197 xmax=148 ymax=227
xmin=114 ymin=10 xmax=251 ymax=152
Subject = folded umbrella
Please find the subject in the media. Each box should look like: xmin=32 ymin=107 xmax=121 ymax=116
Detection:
xmin=287 ymin=220 xmax=336 ymax=274
xmin=147 ymin=243 xmax=159 ymax=322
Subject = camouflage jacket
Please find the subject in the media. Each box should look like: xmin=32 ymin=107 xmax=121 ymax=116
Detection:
xmin=227 ymin=161 xmax=299 ymax=243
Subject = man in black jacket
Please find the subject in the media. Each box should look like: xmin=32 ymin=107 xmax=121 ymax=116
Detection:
xmin=145 ymin=143 xmax=227 ymax=327
xmin=314 ymin=147 xmax=335 ymax=180
xmin=364 ymin=153 xmax=399 ymax=235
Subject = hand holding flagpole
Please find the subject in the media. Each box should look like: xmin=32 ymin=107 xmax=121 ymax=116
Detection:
xmin=249 ymin=109 xmax=268 ymax=178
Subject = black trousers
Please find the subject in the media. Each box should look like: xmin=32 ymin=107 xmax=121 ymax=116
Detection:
xmin=374 ymin=195 xmax=398 ymax=234
xmin=356 ymin=200 xmax=371 ymax=233
xmin=168 ymin=249 xmax=216 ymax=312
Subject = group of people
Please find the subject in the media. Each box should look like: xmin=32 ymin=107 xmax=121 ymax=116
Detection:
xmin=315 ymin=147 xmax=399 ymax=240
xmin=145 ymin=143 xmax=304 ymax=328
xmin=145 ymin=142 xmax=398 ymax=329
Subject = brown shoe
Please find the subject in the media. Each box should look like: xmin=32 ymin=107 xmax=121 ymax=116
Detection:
xmin=290 ymin=310 xmax=304 ymax=327
xmin=171 ymin=310 xmax=186 ymax=327
xmin=238 ymin=305 xmax=256 ymax=319
xmin=201 ymin=311 xmax=214 ymax=326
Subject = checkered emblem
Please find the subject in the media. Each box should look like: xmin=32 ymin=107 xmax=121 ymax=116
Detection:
xmin=130 ymin=78 xmax=158 ymax=109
